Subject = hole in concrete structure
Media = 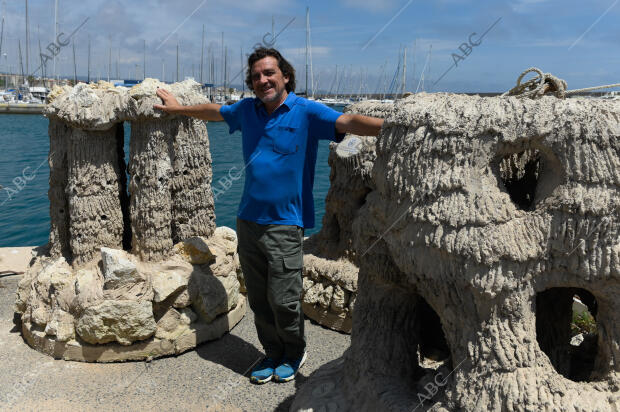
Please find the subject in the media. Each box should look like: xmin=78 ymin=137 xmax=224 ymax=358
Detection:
xmin=499 ymin=148 xmax=540 ymax=210
xmin=417 ymin=297 xmax=451 ymax=366
xmin=100 ymin=215 xmax=107 ymax=221
xmin=357 ymin=187 xmax=372 ymax=208
xmin=116 ymin=122 xmax=132 ymax=251
xmin=536 ymin=287 xmax=598 ymax=382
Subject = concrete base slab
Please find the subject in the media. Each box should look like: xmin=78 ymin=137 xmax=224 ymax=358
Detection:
xmin=21 ymin=296 xmax=247 ymax=362
xmin=302 ymin=302 xmax=352 ymax=333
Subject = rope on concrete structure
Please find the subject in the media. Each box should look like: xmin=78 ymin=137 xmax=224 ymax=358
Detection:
xmin=565 ymin=83 xmax=620 ymax=95
xmin=502 ymin=67 xmax=620 ymax=99
xmin=501 ymin=67 xmax=567 ymax=99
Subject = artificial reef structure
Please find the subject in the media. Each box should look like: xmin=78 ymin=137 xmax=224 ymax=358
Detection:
xmin=301 ymin=102 xmax=390 ymax=333
xmin=15 ymin=79 xmax=246 ymax=362
xmin=293 ymin=93 xmax=619 ymax=411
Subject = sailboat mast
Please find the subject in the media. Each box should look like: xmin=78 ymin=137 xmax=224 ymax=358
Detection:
xmin=176 ymin=41 xmax=179 ymax=82
xmin=308 ymin=9 xmax=314 ymax=98
xmin=53 ymin=0 xmax=58 ymax=80
xmin=25 ymin=0 xmax=29 ymax=76
xmin=143 ymin=39 xmax=146 ymax=80
xmin=412 ymin=39 xmax=417 ymax=92
xmin=240 ymin=47 xmax=244 ymax=94
xmin=107 ymin=36 xmax=111 ymax=82
xmin=402 ymin=46 xmax=407 ymax=96
xmin=37 ymin=25 xmax=44 ymax=86
xmin=0 ymin=9 xmax=4 ymax=81
xmin=18 ymin=39 xmax=24 ymax=80
xmin=305 ymin=7 xmax=309 ymax=96
xmin=220 ymin=32 xmax=224 ymax=87
xmin=428 ymin=44 xmax=432 ymax=90
xmin=87 ymin=35 xmax=90 ymax=83
xmin=72 ymin=37 xmax=76 ymax=83
xmin=224 ymin=45 xmax=227 ymax=95
xmin=200 ymin=24 xmax=204 ymax=84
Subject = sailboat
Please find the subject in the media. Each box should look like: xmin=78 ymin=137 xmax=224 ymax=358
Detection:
xmin=305 ymin=7 xmax=315 ymax=101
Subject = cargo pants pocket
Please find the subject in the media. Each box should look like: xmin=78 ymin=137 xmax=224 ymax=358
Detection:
xmin=269 ymin=251 xmax=303 ymax=305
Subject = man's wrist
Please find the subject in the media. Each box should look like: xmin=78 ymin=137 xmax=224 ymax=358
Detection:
xmin=169 ymin=105 xmax=184 ymax=114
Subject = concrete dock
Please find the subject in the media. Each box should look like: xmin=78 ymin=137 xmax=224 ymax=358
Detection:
xmin=0 ymin=104 xmax=45 ymax=115
xmin=0 ymin=248 xmax=350 ymax=411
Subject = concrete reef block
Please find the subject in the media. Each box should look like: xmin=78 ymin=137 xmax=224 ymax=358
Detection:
xmin=16 ymin=228 xmax=245 ymax=361
xmin=293 ymin=94 xmax=620 ymax=411
xmin=300 ymin=101 xmax=390 ymax=333
xmin=16 ymin=80 xmax=241 ymax=362
xmin=44 ymin=79 xmax=215 ymax=263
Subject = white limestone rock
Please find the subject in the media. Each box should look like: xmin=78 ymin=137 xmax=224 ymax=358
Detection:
xmin=151 ymin=263 xmax=192 ymax=303
xmin=154 ymin=306 xmax=197 ymax=340
xmin=31 ymin=306 xmax=51 ymax=327
xmin=73 ymin=268 xmax=104 ymax=311
xmin=44 ymin=308 xmax=76 ymax=342
xmin=173 ymin=237 xmax=215 ymax=265
xmin=76 ymin=300 xmax=156 ymax=345
xmin=101 ymin=248 xmax=142 ymax=289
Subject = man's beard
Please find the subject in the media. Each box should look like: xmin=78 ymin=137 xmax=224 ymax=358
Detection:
xmin=260 ymin=87 xmax=284 ymax=104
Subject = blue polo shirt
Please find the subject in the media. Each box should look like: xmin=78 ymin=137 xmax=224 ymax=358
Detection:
xmin=219 ymin=92 xmax=344 ymax=228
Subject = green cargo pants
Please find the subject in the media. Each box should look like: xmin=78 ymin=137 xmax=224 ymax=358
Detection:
xmin=236 ymin=218 xmax=306 ymax=360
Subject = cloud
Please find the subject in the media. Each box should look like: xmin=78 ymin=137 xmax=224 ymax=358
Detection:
xmin=510 ymin=0 xmax=549 ymax=13
xmin=340 ymin=0 xmax=398 ymax=12
xmin=281 ymin=46 xmax=331 ymax=57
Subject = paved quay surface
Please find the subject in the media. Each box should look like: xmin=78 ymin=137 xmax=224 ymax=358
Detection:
xmin=0 ymin=247 xmax=36 ymax=275
xmin=0 ymin=273 xmax=350 ymax=412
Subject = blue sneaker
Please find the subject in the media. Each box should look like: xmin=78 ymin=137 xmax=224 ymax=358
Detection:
xmin=273 ymin=352 xmax=307 ymax=383
xmin=250 ymin=357 xmax=278 ymax=384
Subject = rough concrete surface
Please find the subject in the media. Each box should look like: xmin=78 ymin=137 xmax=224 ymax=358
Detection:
xmin=0 ymin=275 xmax=350 ymax=411
xmin=292 ymin=94 xmax=620 ymax=411
xmin=301 ymin=102 xmax=391 ymax=333
xmin=16 ymin=80 xmax=235 ymax=361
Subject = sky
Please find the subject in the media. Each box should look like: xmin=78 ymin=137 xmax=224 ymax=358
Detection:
xmin=0 ymin=0 xmax=619 ymax=93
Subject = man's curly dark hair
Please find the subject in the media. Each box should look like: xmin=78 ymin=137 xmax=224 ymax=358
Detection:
xmin=245 ymin=47 xmax=296 ymax=93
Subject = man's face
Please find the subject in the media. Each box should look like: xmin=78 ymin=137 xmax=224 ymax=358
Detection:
xmin=250 ymin=56 xmax=289 ymax=104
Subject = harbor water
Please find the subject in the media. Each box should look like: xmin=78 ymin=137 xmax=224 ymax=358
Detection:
xmin=0 ymin=113 xmax=337 ymax=248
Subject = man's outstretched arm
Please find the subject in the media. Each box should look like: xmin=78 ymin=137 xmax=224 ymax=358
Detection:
xmin=153 ymin=88 xmax=224 ymax=121
xmin=335 ymin=114 xmax=384 ymax=137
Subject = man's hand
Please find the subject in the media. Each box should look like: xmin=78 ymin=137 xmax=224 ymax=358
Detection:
xmin=336 ymin=114 xmax=384 ymax=137
xmin=154 ymin=88 xmax=182 ymax=113
xmin=153 ymin=88 xmax=224 ymax=121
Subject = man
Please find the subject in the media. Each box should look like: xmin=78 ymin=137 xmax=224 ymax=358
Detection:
xmin=154 ymin=47 xmax=383 ymax=384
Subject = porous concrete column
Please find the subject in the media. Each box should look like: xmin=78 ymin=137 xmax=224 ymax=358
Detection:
xmin=48 ymin=118 xmax=71 ymax=260
xmin=170 ymin=116 xmax=216 ymax=243
xmin=128 ymin=118 xmax=175 ymax=260
xmin=66 ymin=124 xmax=127 ymax=265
